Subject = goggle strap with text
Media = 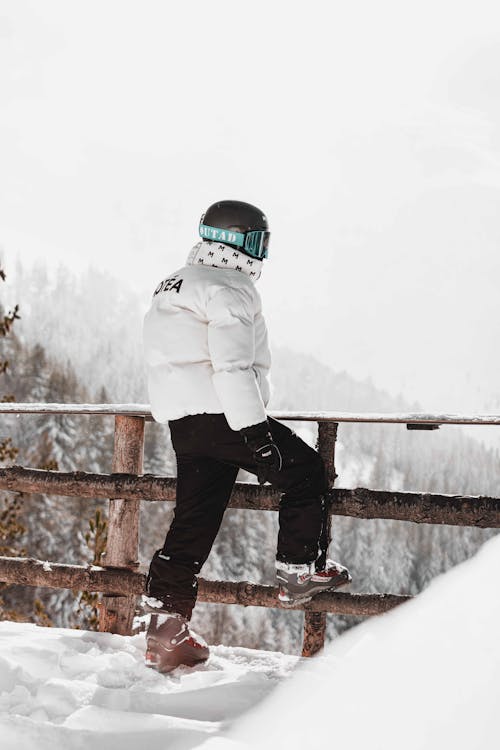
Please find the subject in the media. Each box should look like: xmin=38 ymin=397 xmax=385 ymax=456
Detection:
xmin=199 ymin=223 xmax=269 ymax=259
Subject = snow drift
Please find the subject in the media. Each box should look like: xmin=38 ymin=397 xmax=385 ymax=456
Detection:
xmin=0 ymin=622 xmax=297 ymax=750
xmin=220 ymin=532 xmax=500 ymax=750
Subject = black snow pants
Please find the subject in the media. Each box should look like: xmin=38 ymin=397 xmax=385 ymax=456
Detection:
xmin=146 ymin=413 xmax=331 ymax=619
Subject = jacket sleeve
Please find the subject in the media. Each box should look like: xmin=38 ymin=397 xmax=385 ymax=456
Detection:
xmin=206 ymin=285 xmax=267 ymax=431
xmin=253 ymin=309 xmax=272 ymax=406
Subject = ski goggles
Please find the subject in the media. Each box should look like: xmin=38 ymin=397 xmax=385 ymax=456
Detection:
xmin=199 ymin=223 xmax=270 ymax=259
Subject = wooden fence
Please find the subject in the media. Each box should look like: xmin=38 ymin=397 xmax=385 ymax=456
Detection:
xmin=1 ymin=403 xmax=499 ymax=657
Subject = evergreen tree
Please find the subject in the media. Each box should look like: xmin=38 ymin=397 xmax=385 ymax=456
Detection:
xmin=0 ymin=263 xmax=26 ymax=621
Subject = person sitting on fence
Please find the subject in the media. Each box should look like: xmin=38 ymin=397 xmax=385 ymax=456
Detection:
xmin=141 ymin=200 xmax=351 ymax=673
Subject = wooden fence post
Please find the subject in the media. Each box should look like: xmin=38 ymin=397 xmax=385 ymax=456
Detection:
xmin=99 ymin=415 xmax=144 ymax=635
xmin=302 ymin=421 xmax=339 ymax=657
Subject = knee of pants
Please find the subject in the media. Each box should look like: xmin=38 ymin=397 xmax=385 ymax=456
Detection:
xmin=285 ymin=453 xmax=329 ymax=499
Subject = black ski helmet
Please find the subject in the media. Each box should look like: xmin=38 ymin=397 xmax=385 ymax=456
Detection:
xmin=199 ymin=200 xmax=270 ymax=260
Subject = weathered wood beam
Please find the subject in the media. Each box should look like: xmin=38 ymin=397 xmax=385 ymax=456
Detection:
xmin=0 ymin=465 xmax=176 ymax=501
xmin=200 ymin=579 xmax=408 ymax=616
xmin=99 ymin=415 xmax=144 ymax=635
xmin=302 ymin=421 xmax=339 ymax=657
xmin=0 ymin=403 xmax=155 ymax=418
xmin=332 ymin=487 xmax=500 ymax=527
xmin=2 ymin=402 xmax=500 ymax=425
xmin=0 ymin=555 xmax=410 ymax=616
xmin=1 ymin=466 xmax=499 ymax=527
xmin=0 ymin=465 xmax=278 ymax=508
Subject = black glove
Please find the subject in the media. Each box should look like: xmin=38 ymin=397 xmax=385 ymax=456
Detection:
xmin=240 ymin=420 xmax=283 ymax=485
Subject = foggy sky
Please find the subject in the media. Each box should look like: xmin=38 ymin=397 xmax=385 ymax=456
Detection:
xmin=1 ymin=0 xmax=500 ymax=414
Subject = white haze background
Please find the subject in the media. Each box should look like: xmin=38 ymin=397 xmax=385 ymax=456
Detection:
xmin=1 ymin=0 xmax=500 ymax=426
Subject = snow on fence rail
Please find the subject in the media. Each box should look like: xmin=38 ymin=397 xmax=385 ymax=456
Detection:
xmin=3 ymin=402 xmax=500 ymax=425
xmin=1 ymin=403 xmax=500 ymax=657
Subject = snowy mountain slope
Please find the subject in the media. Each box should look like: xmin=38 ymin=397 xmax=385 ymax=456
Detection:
xmin=219 ymin=533 xmax=500 ymax=750
xmin=0 ymin=621 xmax=298 ymax=750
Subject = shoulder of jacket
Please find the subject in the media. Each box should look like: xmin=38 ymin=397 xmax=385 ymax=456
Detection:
xmin=180 ymin=264 xmax=262 ymax=312
xmin=211 ymin=275 xmax=259 ymax=301
xmin=207 ymin=278 xmax=262 ymax=321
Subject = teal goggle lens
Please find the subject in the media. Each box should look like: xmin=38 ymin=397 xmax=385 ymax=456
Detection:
xmin=244 ymin=230 xmax=270 ymax=259
xmin=199 ymin=224 xmax=270 ymax=259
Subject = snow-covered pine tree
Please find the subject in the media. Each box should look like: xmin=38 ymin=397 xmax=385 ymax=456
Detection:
xmin=0 ymin=262 xmax=27 ymax=622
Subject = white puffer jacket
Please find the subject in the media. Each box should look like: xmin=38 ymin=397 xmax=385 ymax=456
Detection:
xmin=143 ymin=240 xmax=272 ymax=431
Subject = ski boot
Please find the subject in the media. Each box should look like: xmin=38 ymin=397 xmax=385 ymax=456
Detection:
xmin=276 ymin=559 xmax=352 ymax=607
xmin=141 ymin=597 xmax=209 ymax=673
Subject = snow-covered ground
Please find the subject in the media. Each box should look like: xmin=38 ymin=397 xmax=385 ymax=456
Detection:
xmin=0 ymin=622 xmax=297 ymax=750
xmin=2 ymin=534 xmax=500 ymax=750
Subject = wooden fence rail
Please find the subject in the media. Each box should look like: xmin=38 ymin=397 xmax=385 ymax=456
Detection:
xmin=1 ymin=405 xmax=500 ymax=657
xmin=0 ymin=555 xmax=410 ymax=615
xmin=1 ymin=466 xmax=499 ymax=527
xmin=2 ymin=402 xmax=500 ymax=425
